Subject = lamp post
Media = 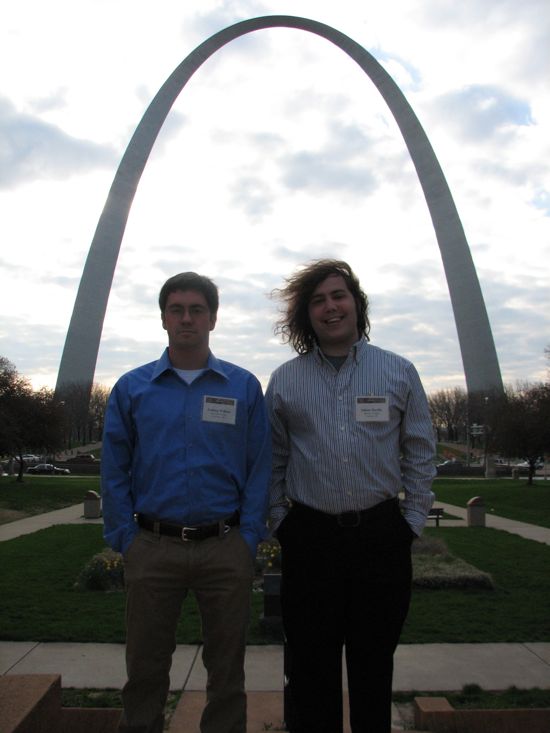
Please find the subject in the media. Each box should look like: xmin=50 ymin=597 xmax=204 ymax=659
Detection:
xmin=470 ymin=422 xmax=484 ymax=465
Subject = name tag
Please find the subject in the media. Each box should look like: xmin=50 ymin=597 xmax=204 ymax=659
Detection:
xmin=202 ymin=396 xmax=237 ymax=425
xmin=355 ymin=396 xmax=389 ymax=422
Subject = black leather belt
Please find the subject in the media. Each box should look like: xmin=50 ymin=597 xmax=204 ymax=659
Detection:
xmin=292 ymin=498 xmax=399 ymax=527
xmin=137 ymin=512 xmax=239 ymax=541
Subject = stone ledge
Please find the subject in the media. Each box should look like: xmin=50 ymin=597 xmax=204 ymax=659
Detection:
xmin=414 ymin=695 xmax=550 ymax=733
xmin=0 ymin=674 xmax=121 ymax=733
xmin=0 ymin=673 xmax=60 ymax=733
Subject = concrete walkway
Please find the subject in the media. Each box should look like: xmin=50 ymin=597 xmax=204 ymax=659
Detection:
xmin=0 ymin=503 xmax=99 ymax=542
xmin=432 ymin=501 xmax=550 ymax=545
xmin=2 ymin=640 xmax=550 ymax=692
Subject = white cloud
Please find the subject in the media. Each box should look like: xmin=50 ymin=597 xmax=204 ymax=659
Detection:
xmin=432 ymin=85 xmax=533 ymax=141
xmin=0 ymin=97 xmax=117 ymax=188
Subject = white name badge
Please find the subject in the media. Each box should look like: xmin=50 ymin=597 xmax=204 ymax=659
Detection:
xmin=355 ymin=396 xmax=389 ymax=422
xmin=202 ymin=396 xmax=237 ymax=425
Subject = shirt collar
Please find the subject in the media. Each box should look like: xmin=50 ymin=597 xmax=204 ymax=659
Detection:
xmin=151 ymin=348 xmax=229 ymax=382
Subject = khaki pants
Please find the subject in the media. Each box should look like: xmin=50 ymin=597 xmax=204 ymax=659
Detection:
xmin=120 ymin=526 xmax=254 ymax=733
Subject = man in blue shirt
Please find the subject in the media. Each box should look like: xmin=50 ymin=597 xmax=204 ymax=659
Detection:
xmin=267 ymin=260 xmax=435 ymax=733
xmin=102 ymin=272 xmax=271 ymax=733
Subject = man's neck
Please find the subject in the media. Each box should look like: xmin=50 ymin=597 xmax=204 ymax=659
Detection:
xmin=318 ymin=335 xmax=359 ymax=357
xmin=321 ymin=346 xmax=351 ymax=357
xmin=168 ymin=346 xmax=209 ymax=370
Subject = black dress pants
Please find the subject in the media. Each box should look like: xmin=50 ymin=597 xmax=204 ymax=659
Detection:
xmin=278 ymin=498 xmax=414 ymax=733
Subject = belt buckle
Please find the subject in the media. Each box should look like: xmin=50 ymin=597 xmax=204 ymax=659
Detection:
xmin=181 ymin=526 xmax=197 ymax=542
xmin=337 ymin=511 xmax=361 ymax=528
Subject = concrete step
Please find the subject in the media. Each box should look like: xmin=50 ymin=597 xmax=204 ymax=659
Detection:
xmin=0 ymin=674 xmax=121 ymax=733
xmin=0 ymin=674 xmax=61 ymax=733
xmin=414 ymin=696 xmax=550 ymax=733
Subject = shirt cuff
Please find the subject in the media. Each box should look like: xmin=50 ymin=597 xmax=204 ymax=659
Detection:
xmin=268 ymin=506 xmax=289 ymax=538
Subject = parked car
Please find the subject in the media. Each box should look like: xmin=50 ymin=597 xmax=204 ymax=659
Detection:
xmin=66 ymin=454 xmax=96 ymax=463
xmin=515 ymin=459 xmax=544 ymax=470
xmin=21 ymin=454 xmax=41 ymax=463
xmin=27 ymin=463 xmax=70 ymax=475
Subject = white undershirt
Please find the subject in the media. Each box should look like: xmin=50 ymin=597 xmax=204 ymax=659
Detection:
xmin=174 ymin=368 xmax=205 ymax=384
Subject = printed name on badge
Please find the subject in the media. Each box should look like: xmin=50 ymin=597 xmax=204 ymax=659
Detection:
xmin=202 ymin=396 xmax=237 ymax=425
xmin=355 ymin=396 xmax=389 ymax=422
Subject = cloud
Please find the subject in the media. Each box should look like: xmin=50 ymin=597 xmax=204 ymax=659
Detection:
xmin=367 ymin=284 xmax=463 ymax=388
xmin=368 ymin=259 xmax=550 ymax=390
xmin=269 ymin=243 xmax=352 ymax=267
xmin=0 ymin=96 xmax=117 ymax=188
xmin=28 ymin=88 xmax=69 ymax=114
xmin=229 ymin=176 xmax=273 ymax=218
xmin=279 ymin=121 xmax=379 ymax=195
xmin=374 ymin=51 xmax=422 ymax=91
xmin=0 ymin=315 xmax=67 ymax=384
xmin=432 ymin=85 xmax=533 ymax=141
xmin=531 ymin=190 xmax=550 ymax=216
xmin=186 ymin=1 xmax=273 ymax=59
xmin=215 ymin=273 xmax=280 ymax=312
xmin=246 ymin=131 xmax=286 ymax=153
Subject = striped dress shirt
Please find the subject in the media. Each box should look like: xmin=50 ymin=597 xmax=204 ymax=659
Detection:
xmin=266 ymin=338 xmax=436 ymax=536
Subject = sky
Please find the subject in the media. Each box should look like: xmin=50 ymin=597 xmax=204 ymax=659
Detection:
xmin=1 ymin=0 xmax=549 ymax=395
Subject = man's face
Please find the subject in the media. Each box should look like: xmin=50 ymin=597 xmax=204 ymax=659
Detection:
xmin=161 ymin=289 xmax=216 ymax=352
xmin=308 ymin=274 xmax=359 ymax=354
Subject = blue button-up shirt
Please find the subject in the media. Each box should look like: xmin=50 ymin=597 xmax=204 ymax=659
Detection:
xmin=101 ymin=348 xmax=271 ymax=556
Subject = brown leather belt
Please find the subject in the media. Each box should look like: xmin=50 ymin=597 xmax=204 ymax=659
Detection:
xmin=137 ymin=512 xmax=239 ymax=541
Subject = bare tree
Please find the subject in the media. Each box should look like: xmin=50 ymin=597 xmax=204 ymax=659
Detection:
xmin=428 ymin=387 xmax=468 ymax=442
xmin=59 ymin=381 xmax=111 ymax=448
xmin=0 ymin=357 xmax=64 ymax=481
xmin=491 ymin=382 xmax=550 ymax=485
xmin=88 ymin=384 xmax=110 ymax=443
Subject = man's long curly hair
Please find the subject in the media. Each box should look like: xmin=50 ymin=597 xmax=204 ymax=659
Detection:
xmin=272 ymin=259 xmax=370 ymax=354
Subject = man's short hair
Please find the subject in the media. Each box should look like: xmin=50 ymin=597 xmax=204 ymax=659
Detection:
xmin=273 ymin=259 xmax=370 ymax=354
xmin=159 ymin=272 xmax=219 ymax=315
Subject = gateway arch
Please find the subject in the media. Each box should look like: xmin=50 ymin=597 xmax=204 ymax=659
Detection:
xmin=55 ymin=15 xmax=503 ymax=399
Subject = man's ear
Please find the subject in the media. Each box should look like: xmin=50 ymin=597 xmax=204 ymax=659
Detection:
xmin=209 ymin=313 xmax=217 ymax=332
xmin=161 ymin=312 xmax=166 ymax=330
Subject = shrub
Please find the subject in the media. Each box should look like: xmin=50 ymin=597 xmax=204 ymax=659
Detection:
xmin=256 ymin=540 xmax=281 ymax=573
xmin=412 ymin=535 xmax=494 ymax=590
xmin=75 ymin=548 xmax=124 ymax=591
xmin=412 ymin=535 xmax=448 ymax=556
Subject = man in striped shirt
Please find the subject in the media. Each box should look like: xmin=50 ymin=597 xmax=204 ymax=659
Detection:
xmin=266 ymin=259 xmax=435 ymax=733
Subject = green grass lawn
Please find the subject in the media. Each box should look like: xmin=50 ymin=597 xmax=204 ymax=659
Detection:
xmin=394 ymin=684 xmax=550 ymax=709
xmin=0 ymin=475 xmax=99 ymax=522
xmin=1 ymin=475 xmax=549 ymax=644
xmin=433 ymin=478 xmax=550 ymax=528
xmin=402 ymin=527 xmax=550 ymax=642
xmin=1 ymin=523 xmax=549 ymax=644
